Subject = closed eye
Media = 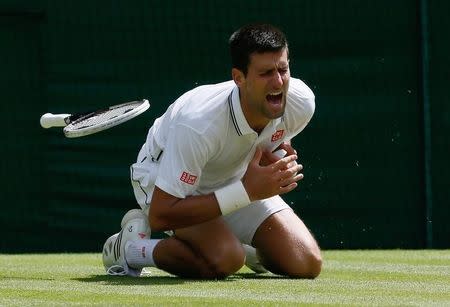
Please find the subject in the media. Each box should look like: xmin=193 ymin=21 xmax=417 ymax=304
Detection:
xmin=259 ymin=67 xmax=289 ymax=77
xmin=278 ymin=67 xmax=289 ymax=75
xmin=260 ymin=69 xmax=274 ymax=77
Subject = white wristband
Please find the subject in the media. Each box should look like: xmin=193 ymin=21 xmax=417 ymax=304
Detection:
xmin=214 ymin=181 xmax=251 ymax=215
xmin=273 ymin=149 xmax=287 ymax=159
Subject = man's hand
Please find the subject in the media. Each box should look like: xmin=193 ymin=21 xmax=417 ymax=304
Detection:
xmin=242 ymin=147 xmax=304 ymax=201
xmin=260 ymin=142 xmax=298 ymax=166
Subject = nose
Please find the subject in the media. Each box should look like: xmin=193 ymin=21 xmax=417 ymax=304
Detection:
xmin=272 ymin=71 xmax=283 ymax=89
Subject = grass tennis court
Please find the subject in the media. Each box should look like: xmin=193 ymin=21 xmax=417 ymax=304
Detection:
xmin=1 ymin=250 xmax=449 ymax=306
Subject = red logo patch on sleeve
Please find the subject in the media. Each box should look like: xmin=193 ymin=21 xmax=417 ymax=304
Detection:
xmin=271 ymin=130 xmax=284 ymax=142
xmin=180 ymin=171 xmax=198 ymax=185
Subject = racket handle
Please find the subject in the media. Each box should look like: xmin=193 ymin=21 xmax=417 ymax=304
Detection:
xmin=40 ymin=113 xmax=71 ymax=128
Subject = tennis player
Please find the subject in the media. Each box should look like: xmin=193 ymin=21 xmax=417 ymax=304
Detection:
xmin=102 ymin=23 xmax=322 ymax=279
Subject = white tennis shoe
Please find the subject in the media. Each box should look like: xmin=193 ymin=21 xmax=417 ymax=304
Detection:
xmin=243 ymin=244 xmax=268 ymax=274
xmin=102 ymin=209 xmax=151 ymax=277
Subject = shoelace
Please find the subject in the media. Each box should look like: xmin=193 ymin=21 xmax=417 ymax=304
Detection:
xmin=106 ymin=265 xmax=128 ymax=276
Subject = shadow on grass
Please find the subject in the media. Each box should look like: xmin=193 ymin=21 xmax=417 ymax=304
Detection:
xmin=74 ymin=272 xmax=289 ymax=285
xmin=74 ymin=275 xmax=186 ymax=285
xmin=234 ymin=272 xmax=290 ymax=280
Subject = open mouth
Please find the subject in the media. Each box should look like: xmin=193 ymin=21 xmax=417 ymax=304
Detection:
xmin=266 ymin=91 xmax=283 ymax=104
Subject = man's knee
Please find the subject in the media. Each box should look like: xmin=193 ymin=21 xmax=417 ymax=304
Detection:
xmin=285 ymin=246 xmax=322 ymax=279
xmin=261 ymin=241 xmax=322 ymax=279
xmin=202 ymin=244 xmax=245 ymax=279
xmin=252 ymin=209 xmax=322 ymax=278
xmin=295 ymin=248 xmax=322 ymax=278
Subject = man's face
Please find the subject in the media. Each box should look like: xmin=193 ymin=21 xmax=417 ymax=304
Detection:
xmin=233 ymin=48 xmax=290 ymax=131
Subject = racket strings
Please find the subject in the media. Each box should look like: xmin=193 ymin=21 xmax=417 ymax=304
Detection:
xmin=69 ymin=103 xmax=140 ymax=130
xmin=62 ymin=99 xmax=149 ymax=137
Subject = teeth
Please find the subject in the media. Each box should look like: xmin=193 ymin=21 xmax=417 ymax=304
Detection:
xmin=268 ymin=91 xmax=282 ymax=96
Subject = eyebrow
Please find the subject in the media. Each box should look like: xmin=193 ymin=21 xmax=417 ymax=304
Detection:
xmin=258 ymin=64 xmax=289 ymax=73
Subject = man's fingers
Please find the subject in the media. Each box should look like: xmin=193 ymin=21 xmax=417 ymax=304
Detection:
xmin=246 ymin=148 xmax=305 ymax=200
xmin=279 ymin=172 xmax=304 ymax=187
xmin=287 ymin=161 xmax=302 ymax=169
xmin=272 ymin=160 xmax=302 ymax=177
xmin=278 ymin=182 xmax=298 ymax=195
xmin=285 ymin=164 xmax=302 ymax=177
xmin=272 ymin=154 xmax=297 ymax=171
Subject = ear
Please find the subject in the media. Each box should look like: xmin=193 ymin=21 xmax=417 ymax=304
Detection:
xmin=232 ymin=68 xmax=245 ymax=87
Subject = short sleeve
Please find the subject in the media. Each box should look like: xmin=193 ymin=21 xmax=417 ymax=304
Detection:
xmin=284 ymin=77 xmax=316 ymax=139
xmin=155 ymin=123 xmax=209 ymax=198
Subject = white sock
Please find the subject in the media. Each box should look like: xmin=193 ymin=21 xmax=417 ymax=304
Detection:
xmin=125 ymin=239 xmax=161 ymax=269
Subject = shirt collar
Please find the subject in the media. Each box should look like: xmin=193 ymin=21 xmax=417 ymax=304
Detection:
xmin=228 ymin=86 xmax=254 ymax=135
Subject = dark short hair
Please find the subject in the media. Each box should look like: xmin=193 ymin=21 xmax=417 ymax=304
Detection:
xmin=229 ymin=24 xmax=289 ymax=75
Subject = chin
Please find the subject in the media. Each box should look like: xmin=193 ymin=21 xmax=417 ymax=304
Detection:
xmin=266 ymin=110 xmax=285 ymax=119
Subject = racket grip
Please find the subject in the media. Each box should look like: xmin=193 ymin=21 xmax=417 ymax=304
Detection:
xmin=40 ymin=113 xmax=71 ymax=128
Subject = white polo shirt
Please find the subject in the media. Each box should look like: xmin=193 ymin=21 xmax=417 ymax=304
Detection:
xmin=131 ymin=77 xmax=315 ymax=203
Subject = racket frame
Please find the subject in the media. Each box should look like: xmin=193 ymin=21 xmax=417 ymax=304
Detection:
xmin=63 ymin=99 xmax=149 ymax=138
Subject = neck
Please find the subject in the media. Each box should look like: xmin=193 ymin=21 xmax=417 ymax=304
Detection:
xmin=239 ymin=93 xmax=269 ymax=134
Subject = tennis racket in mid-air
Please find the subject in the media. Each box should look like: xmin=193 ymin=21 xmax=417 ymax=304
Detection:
xmin=40 ymin=99 xmax=150 ymax=138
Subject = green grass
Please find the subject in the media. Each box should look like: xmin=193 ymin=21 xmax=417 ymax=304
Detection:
xmin=1 ymin=250 xmax=449 ymax=306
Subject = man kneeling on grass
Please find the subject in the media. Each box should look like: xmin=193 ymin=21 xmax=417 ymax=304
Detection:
xmin=102 ymin=23 xmax=322 ymax=279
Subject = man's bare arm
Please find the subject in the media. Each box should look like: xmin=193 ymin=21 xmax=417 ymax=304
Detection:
xmin=149 ymin=148 xmax=302 ymax=231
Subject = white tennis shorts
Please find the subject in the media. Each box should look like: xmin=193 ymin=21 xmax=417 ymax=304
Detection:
xmin=221 ymin=195 xmax=290 ymax=244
